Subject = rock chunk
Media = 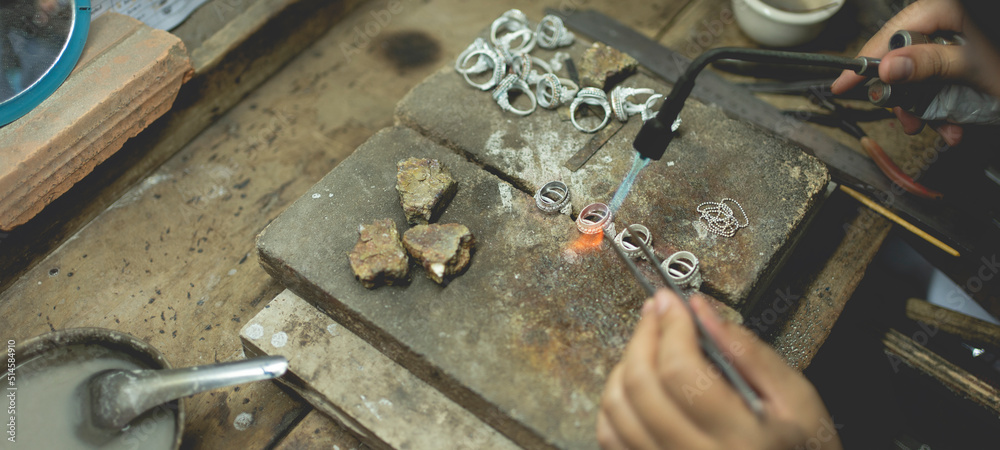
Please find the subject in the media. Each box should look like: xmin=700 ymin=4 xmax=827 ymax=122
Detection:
xmin=578 ymin=42 xmax=638 ymax=89
xmin=396 ymin=158 xmax=457 ymax=225
xmin=348 ymin=219 xmax=409 ymax=288
xmin=402 ymin=223 xmax=475 ymax=284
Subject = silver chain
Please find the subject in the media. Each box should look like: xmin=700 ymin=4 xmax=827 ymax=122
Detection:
xmin=696 ymin=198 xmax=749 ymax=238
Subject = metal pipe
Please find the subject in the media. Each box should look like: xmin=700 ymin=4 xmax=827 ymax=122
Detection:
xmin=632 ymin=47 xmax=880 ymax=161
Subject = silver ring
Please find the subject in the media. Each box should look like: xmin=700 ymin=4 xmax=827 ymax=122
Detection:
xmin=570 ymin=87 xmax=611 ymax=133
xmin=661 ymin=251 xmax=701 ymax=288
xmin=455 ymin=38 xmax=492 ymax=75
xmin=536 ymin=74 xmax=579 ymax=109
xmin=610 ymin=87 xmax=656 ymax=122
xmin=491 ymin=10 xmax=535 ymax=54
xmin=460 ymin=48 xmax=505 ymax=90
xmin=534 ymin=181 xmax=570 ymax=213
xmin=492 ymin=74 xmax=537 ymax=116
xmin=576 ymin=202 xmax=613 ymax=235
xmin=614 ymin=224 xmax=652 ymax=259
xmin=640 ymin=94 xmax=665 ymax=122
xmin=536 ymin=15 xmax=575 ymax=49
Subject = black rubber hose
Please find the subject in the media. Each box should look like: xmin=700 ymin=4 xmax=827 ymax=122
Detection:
xmin=632 ymin=47 xmax=880 ymax=160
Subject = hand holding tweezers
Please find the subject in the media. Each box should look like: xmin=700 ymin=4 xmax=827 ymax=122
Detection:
xmin=604 ymin=225 xmax=765 ymax=417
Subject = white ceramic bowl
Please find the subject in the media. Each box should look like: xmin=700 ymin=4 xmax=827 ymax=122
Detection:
xmin=732 ymin=0 xmax=844 ymax=47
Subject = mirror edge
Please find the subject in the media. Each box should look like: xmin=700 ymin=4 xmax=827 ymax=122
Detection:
xmin=0 ymin=0 xmax=92 ymax=127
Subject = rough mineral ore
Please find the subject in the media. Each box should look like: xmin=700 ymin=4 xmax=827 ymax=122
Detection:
xmin=348 ymin=219 xmax=409 ymax=288
xmin=402 ymin=223 xmax=475 ymax=284
xmin=578 ymin=42 xmax=639 ymax=89
xmin=396 ymin=158 xmax=457 ymax=225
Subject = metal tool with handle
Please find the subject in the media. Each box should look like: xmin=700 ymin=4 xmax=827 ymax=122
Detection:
xmin=87 ymin=355 xmax=289 ymax=430
xmin=604 ymin=227 xmax=765 ymax=417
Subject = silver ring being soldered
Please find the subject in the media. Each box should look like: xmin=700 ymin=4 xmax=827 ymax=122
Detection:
xmin=661 ymin=251 xmax=700 ymax=286
xmin=492 ymin=74 xmax=537 ymax=116
xmin=614 ymin=224 xmax=652 ymax=259
xmin=570 ymin=88 xmax=611 ymax=133
xmin=576 ymin=202 xmax=613 ymax=235
xmin=534 ymin=181 xmax=570 ymax=213
xmin=536 ymin=15 xmax=575 ymax=49
xmin=536 ymin=74 xmax=579 ymax=109
xmin=461 ymin=48 xmax=505 ymax=90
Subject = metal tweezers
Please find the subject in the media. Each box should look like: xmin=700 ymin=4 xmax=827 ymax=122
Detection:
xmin=604 ymin=226 xmax=765 ymax=416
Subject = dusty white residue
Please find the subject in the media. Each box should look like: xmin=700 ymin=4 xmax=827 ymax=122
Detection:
xmin=328 ymin=193 xmax=334 ymax=197
xmin=271 ymin=331 xmax=288 ymax=348
xmin=233 ymin=412 xmax=253 ymax=431
xmin=498 ymin=182 xmax=513 ymax=212
xmin=312 ymin=193 xmax=321 ymax=199
xmin=379 ymin=398 xmax=393 ymax=407
xmin=245 ymin=323 xmax=264 ymax=340
xmin=562 ymin=249 xmax=580 ymax=264
xmin=110 ymin=173 xmax=173 ymax=209
xmin=484 ymin=126 xmax=601 ymax=191
xmin=667 ymin=161 xmax=675 ymax=167
xmin=360 ymin=395 xmax=384 ymax=420
xmin=692 ymin=221 xmax=709 ymax=240
xmin=326 ymin=323 xmax=339 ymax=336
xmin=227 ymin=269 xmax=237 ymax=276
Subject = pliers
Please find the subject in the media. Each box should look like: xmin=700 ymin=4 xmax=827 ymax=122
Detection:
xmin=791 ymin=89 xmax=943 ymax=200
xmin=743 ymin=80 xmax=944 ymax=200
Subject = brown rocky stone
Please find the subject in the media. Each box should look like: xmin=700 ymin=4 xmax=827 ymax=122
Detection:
xmin=402 ymin=223 xmax=475 ymax=284
xmin=348 ymin=219 xmax=409 ymax=288
xmin=396 ymin=158 xmax=457 ymax=225
xmin=578 ymin=41 xmax=638 ymax=89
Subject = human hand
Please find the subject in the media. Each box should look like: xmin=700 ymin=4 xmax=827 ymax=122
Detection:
xmin=597 ymin=290 xmax=841 ymax=450
xmin=831 ymin=0 xmax=1000 ymax=146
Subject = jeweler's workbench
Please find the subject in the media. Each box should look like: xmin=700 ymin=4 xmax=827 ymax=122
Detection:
xmin=249 ymin=21 xmax=832 ymax=446
xmin=0 ymin=0 xmax=944 ymax=449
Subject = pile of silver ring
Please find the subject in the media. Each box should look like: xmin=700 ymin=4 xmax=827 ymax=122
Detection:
xmin=455 ymin=10 xmax=577 ymax=117
xmin=454 ymin=10 xmax=671 ymax=133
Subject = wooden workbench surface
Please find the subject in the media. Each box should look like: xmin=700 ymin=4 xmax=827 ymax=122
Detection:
xmin=0 ymin=0 xmax=937 ymax=447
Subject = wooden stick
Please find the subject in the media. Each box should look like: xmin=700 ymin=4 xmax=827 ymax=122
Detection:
xmin=906 ymin=298 xmax=1000 ymax=349
xmin=883 ymin=329 xmax=1000 ymax=416
xmin=839 ymin=185 xmax=960 ymax=257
